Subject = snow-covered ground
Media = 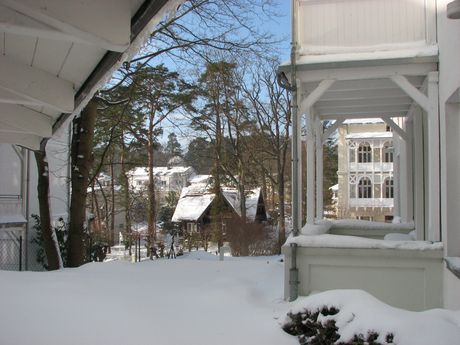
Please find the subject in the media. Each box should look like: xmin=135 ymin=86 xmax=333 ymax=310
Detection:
xmin=1 ymin=251 xmax=460 ymax=345
xmin=0 ymin=251 xmax=294 ymax=345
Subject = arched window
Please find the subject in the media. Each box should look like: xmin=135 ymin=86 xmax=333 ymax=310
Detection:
xmin=383 ymin=142 xmax=393 ymax=163
xmin=358 ymin=177 xmax=372 ymax=198
xmin=384 ymin=177 xmax=394 ymax=198
xmin=358 ymin=143 xmax=372 ymax=163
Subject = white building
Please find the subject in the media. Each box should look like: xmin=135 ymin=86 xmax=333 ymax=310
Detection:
xmin=337 ymin=119 xmax=394 ymax=222
xmin=0 ymin=0 xmax=183 ymax=270
xmin=128 ymin=166 xmax=196 ymax=195
xmin=282 ymin=0 xmax=460 ymax=311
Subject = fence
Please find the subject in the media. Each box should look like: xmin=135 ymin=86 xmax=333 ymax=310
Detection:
xmin=0 ymin=231 xmax=24 ymax=271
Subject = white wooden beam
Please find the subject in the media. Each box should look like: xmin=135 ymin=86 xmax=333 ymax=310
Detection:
xmin=301 ymin=79 xmax=335 ymax=109
xmin=0 ymin=132 xmax=41 ymax=150
xmin=299 ymin=63 xmax=437 ymax=83
xmin=318 ymin=105 xmax=409 ymax=116
xmin=0 ymin=55 xmax=74 ymax=113
xmin=390 ymin=75 xmax=430 ymax=112
xmin=322 ymin=119 xmax=345 ymax=144
xmin=11 ymin=145 xmax=25 ymax=162
xmin=412 ymin=107 xmax=425 ymax=239
xmin=0 ymin=104 xmax=53 ymax=138
xmin=306 ymin=110 xmax=315 ymax=225
xmin=0 ymin=88 xmax=41 ymax=106
xmin=315 ymin=117 xmax=323 ymax=220
xmin=316 ymin=96 xmax=412 ymax=109
xmin=382 ymin=117 xmax=409 ymax=141
xmin=321 ymin=88 xmax=409 ymax=102
xmin=323 ymin=77 xmax=424 ymax=92
xmin=320 ymin=113 xmax=402 ymax=120
xmin=426 ymin=71 xmax=440 ymax=242
xmin=0 ymin=0 xmax=131 ymax=52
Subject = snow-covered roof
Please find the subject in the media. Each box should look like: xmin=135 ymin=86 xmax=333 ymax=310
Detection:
xmin=222 ymin=188 xmax=262 ymax=223
xmin=189 ymin=175 xmax=212 ymax=184
xmin=171 ymin=183 xmax=215 ymax=222
xmin=346 ymin=132 xmax=393 ymax=140
xmin=172 ymin=185 xmax=263 ymax=223
xmin=129 ymin=166 xmax=194 ymax=178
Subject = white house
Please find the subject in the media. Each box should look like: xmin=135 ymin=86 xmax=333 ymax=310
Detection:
xmin=0 ymin=0 xmax=183 ymax=270
xmin=336 ymin=119 xmax=394 ymax=222
xmin=281 ymin=0 xmax=460 ymax=311
xmin=128 ymin=166 xmax=196 ymax=196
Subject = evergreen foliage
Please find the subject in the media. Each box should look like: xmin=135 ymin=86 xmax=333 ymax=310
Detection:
xmin=283 ymin=307 xmax=395 ymax=345
xmin=31 ymin=214 xmax=68 ymax=269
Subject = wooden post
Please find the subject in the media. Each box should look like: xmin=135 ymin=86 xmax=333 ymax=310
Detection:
xmin=306 ymin=110 xmax=315 ymax=225
xmin=427 ymin=71 xmax=440 ymax=241
xmin=315 ymin=116 xmax=323 ymax=220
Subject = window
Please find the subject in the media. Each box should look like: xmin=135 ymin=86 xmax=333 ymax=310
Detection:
xmin=383 ymin=142 xmax=393 ymax=163
xmin=384 ymin=215 xmax=394 ymax=223
xmin=384 ymin=177 xmax=394 ymax=198
xmin=358 ymin=143 xmax=372 ymax=163
xmin=358 ymin=177 xmax=372 ymax=198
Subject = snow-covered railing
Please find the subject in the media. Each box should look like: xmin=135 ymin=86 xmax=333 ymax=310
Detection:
xmin=282 ymin=234 xmax=443 ymax=311
xmin=0 ymin=195 xmax=26 ymax=229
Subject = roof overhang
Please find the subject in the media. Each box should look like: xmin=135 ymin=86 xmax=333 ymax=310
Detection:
xmin=279 ymin=52 xmax=438 ymax=121
xmin=0 ymin=0 xmax=182 ymax=150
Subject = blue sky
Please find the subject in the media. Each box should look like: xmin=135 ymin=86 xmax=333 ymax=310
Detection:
xmin=155 ymin=0 xmax=292 ymax=149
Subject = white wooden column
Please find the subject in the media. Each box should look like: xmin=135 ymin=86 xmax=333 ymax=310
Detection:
xmin=393 ymin=145 xmax=401 ymax=218
xmin=412 ymin=107 xmax=425 ymax=239
xmin=403 ymin=119 xmax=414 ymax=221
xmin=300 ymin=80 xmax=335 ymax=225
xmin=292 ymin=80 xmax=303 ymax=231
xmin=426 ymin=72 xmax=440 ymax=241
xmin=315 ymin=116 xmax=323 ymax=220
xmin=306 ymin=110 xmax=316 ymax=225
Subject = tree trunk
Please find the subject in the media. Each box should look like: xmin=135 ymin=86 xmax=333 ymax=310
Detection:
xmin=277 ymin=167 xmax=286 ymax=251
xmin=147 ymin=138 xmax=156 ymax=258
xmin=120 ymin=139 xmax=132 ymax=256
xmin=109 ymin=153 xmax=115 ymax=246
xmin=34 ymin=143 xmax=63 ymax=270
xmin=68 ymin=100 xmax=98 ymax=267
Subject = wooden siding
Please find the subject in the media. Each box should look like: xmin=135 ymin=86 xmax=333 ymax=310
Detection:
xmin=297 ymin=0 xmax=435 ymax=52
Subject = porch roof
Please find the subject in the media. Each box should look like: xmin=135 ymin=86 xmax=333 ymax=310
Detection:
xmin=0 ymin=0 xmax=182 ymax=150
xmin=280 ymin=51 xmax=438 ymax=121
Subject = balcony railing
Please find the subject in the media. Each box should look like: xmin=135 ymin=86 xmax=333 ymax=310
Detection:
xmin=349 ymin=198 xmax=393 ymax=208
xmin=297 ymin=0 xmax=437 ymax=55
xmin=349 ymin=162 xmax=393 ymax=172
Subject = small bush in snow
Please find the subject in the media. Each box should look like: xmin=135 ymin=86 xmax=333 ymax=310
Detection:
xmin=283 ymin=306 xmax=394 ymax=345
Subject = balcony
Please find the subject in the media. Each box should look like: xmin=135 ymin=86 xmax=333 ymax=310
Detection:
xmin=296 ymin=0 xmax=437 ymax=59
xmin=349 ymin=197 xmax=393 ymax=208
xmin=349 ymin=162 xmax=393 ymax=172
